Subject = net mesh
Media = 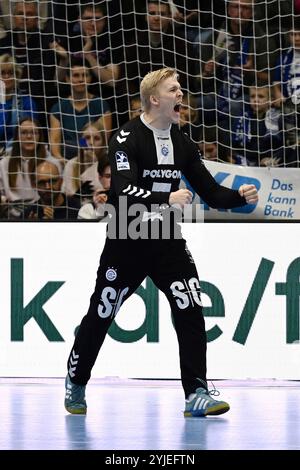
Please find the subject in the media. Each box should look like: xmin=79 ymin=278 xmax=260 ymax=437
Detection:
xmin=0 ymin=0 xmax=297 ymax=220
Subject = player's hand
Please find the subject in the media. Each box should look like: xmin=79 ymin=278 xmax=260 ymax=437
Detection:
xmin=238 ymin=184 xmax=258 ymax=204
xmin=169 ymin=189 xmax=193 ymax=208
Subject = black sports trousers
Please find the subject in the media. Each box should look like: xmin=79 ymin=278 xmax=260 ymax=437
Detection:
xmin=67 ymin=237 xmax=207 ymax=397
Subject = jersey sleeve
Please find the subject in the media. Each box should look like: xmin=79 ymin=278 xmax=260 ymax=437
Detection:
xmin=183 ymin=140 xmax=246 ymax=209
xmin=109 ymin=131 xmax=170 ymax=207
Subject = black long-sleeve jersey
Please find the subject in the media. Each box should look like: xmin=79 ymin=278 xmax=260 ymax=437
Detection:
xmin=107 ymin=115 xmax=246 ymax=232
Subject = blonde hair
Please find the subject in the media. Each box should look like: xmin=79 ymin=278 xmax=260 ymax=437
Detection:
xmin=140 ymin=67 xmax=178 ymax=112
xmin=0 ymin=53 xmax=23 ymax=80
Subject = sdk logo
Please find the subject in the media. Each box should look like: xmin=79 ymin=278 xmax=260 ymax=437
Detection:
xmin=7 ymin=257 xmax=300 ymax=345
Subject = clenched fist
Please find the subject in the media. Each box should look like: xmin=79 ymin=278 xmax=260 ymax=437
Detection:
xmin=238 ymin=184 xmax=258 ymax=204
xmin=169 ymin=189 xmax=193 ymax=208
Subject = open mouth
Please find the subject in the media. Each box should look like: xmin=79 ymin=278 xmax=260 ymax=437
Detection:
xmin=174 ymin=104 xmax=181 ymax=112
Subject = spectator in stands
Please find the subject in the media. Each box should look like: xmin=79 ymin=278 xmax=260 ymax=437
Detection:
xmin=124 ymin=0 xmax=199 ymax=95
xmin=62 ymin=121 xmax=107 ymax=204
xmin=0 ymin=117 xmax=47 ymax=218
xmin=280 ymin=99 xmax=300 ymax=166
xmin=26 ymin=160 xmax=80 ymax=220
xmin=273 ymin=17 xmax=300 ymax=107
xmin=0 ymin=0 xmax=49 ymax=31
xmin=179 ymin=93 xmax=200 ymax=142
xmin=77 ymin=155 xmax=111 ymax=220
xmin=170 ymin=0 xmax=225 ymax=44
xmin=198 ymin=0 xmax=278 ymax=127
xmin=51 ymin=0 xmax=82 ymax=37
xmin=199 ymin=126 xmax=231 ymax=163
xmin=0 ymin=1 xmax=60 ymax=120
xmin=0 ymin=54 xmax=37 ymax=154
xmin=221 ymin=80 xmax=282 ymax=166
xmin=129 ymin=95 xmax=142 ymax=120
xmin=71 ymin=3 xmax=120 ymax=90
xmin=273 ymin=16 xmax=300 ymax=166
xmin=199 ymin=128 xmax=218 ymax=162
xmin=49 ymin=58 xmax=111 ymax=163
xmin=169 ymin=0 xmax=199 ymax=41
xmin=55 ymin=2 xmax=126 ymax=128
xmin=255 ymin=0 xmax=293 ymax=39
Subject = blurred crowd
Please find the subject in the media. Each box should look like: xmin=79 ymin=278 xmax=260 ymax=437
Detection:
xmin=0 ymin=0 xmax=298 ymax=220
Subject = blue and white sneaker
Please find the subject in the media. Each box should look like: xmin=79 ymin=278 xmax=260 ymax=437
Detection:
xmin=184 ymin=387 xmax=230 ymax=417
xmin=64 ymin=374 xmax=87 ymax=415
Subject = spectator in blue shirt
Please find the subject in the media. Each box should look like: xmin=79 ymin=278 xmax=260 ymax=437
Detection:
xmin=49 ymin=58 xmax=111 ymax=164
xmin=0 ymin=54 xmax=37 ymax=154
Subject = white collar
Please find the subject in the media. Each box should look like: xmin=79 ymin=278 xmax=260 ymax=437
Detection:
xmin=140 ymin=113 xmax=171 ymax=137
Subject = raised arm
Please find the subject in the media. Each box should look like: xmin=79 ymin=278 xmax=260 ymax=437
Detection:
xmin=184 ymin=145 xmax=258 ymax=208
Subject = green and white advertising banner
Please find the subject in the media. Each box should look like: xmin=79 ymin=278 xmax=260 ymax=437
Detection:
xmin=0 ymin=223 xmax=299 ymax=379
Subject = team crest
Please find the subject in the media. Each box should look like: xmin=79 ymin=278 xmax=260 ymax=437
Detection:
xmin=161 ymin=145 xmax=169 ymax=156
xmin=106 ymin=268 xmax=117 ymax=281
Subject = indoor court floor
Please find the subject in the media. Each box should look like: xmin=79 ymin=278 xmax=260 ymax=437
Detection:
xmin=0 ymin=378 xmax=299 ymax=450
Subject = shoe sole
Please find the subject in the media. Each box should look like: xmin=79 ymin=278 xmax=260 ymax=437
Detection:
xmin=65 ymin=405 xmax=87 ymax=415
xmin=184 ymin=403 xmax=230 ymax=417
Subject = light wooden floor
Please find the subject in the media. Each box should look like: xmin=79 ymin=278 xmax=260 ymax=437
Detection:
xmin=0 ymin=378 xmax=299 ymax=450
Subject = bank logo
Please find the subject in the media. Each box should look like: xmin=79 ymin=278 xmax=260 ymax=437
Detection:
xmin=115 ymin=151 xmax=130 ymax=171
xmin=106 ymin=268 xmax=117 ymax=281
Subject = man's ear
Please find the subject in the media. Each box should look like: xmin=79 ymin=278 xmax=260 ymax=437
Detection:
xmin=150 ymin=94 xmax=160 ymax=106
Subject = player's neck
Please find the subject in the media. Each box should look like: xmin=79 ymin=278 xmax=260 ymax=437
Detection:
xmin=143 ymin=111 xmax=171 ymax=131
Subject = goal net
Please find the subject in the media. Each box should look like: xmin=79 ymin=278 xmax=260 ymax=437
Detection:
xmin=0 ymin=0 xmax=297 ymax=220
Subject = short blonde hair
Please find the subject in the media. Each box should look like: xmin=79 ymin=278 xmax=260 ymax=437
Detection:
xmin=140 ymin=67 xmax=178 ymax=112
xmin=0 ymin=53 xmax=23 ymax=80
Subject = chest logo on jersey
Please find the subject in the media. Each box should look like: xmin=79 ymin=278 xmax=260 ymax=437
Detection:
xmin=143 ymin=169 xmax=182 ymax=179
xmin=161 ymin=145 xmax=169 ymax=157
xmin=115 ymin=151 xmax=130 ymax=171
